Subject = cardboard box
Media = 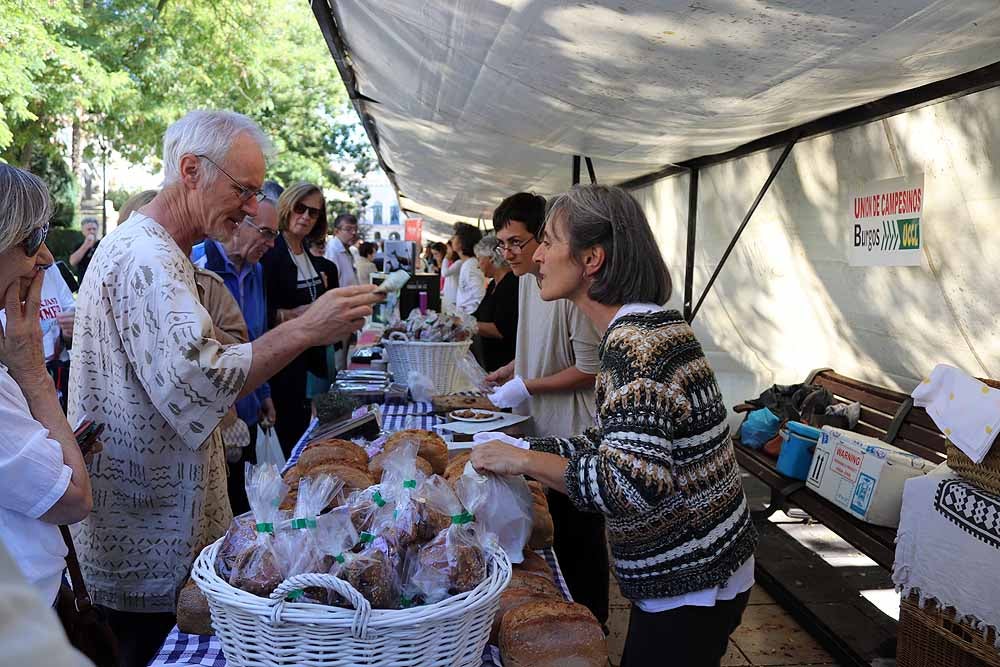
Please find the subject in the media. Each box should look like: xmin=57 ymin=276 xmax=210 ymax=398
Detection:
xmin=806 ymin=427 xmax=932 ymax=527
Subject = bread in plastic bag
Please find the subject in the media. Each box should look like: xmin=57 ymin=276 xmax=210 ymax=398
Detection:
xmin=456 ymin=467 xmax=533 ymax=564
xmin=409 ymin=475 xmax=487 ymax=603
xmin=228 ymin=463 xmax=288 ymax=596
xmin=270 ymin=474 xmax=344 ymax=602
xmin=215 ymin=512 xmax=256 ymax=581
xmin=373 ymin=441 xmax=439 ymax=550
xmin=345 ymin=485 xmax=391 ymax=534
xmin=336 ymin=534 xmax=402 ymax=610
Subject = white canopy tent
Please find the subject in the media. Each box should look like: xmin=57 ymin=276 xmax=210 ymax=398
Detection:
xmin=311 ymin=0 xmax=1000 ymax=402
xmin=315 ymin=0 xmax=1000 ymax=217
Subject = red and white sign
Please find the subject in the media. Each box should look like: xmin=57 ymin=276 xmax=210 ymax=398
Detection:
xmin=831 ymin=445 xmax=862 ymax=483
xmin=404 ymin=218 xmax=423 ymax=244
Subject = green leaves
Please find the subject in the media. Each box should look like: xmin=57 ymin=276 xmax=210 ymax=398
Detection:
xmin=0 ymin=0 xmax=371 ymax=202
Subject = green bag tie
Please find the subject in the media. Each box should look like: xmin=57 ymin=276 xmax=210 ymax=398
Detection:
xmin=400 ymin=594 xmax=414 ymax=608
xmin=290 ymin=517 xmax=317 ymax=530
xmin=286 ymin=589 xmax=304 ymax=601
xmin=334 ymin=553 xmax=345 ymax=564
xmin=255 ymin=522 xmax=274 ymax=534
xmin=360 ymin=531 xmax=375 ymax=544
xmin=372 ymin=490 xmax=386 ymax=507
xmin=402 ymin=479 xmax=416 ymax=489
xmin=450 ymin=511 xmax=474 ymax=525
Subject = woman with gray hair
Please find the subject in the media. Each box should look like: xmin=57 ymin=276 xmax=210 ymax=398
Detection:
xmin=473 ymin=233 xmax=519 ymax=371
xmin=472 ymin=184 xmax=757 ymax=667
xmin=0 ymin=164 xmax=94 ymax=606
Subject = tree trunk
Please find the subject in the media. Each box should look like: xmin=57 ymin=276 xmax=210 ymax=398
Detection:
xmin=71 ymin=111 xmax=83 ymax=184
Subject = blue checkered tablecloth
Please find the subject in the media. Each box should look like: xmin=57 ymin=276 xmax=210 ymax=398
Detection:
xmin=150 ymin=402 xmax=569 ymax=667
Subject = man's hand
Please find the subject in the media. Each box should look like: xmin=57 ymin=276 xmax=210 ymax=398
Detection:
xmin=299 ymin=284 xmax=384 ymax=346
xmin=56 ymin=309 xmax=75 ymax=342
xmin=485 ymin=361 xmax=515 ymax=386
xmin=470 ymin=440 xmax=530 ymax=477
xmin=0 ymin=272 xmax=48 ymax=385
xmin=259 ymin=397 xmax=276 ymax=427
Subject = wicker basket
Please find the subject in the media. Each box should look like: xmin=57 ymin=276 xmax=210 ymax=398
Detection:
xmin=898 ymin=592 xmax=1000 ymax=667
xmin=382 ymin=339 xmax=473 ymax=394
xmin=191 ymin=538 xmax=511 ymax=667
xmin=945 ymin=378 xmax=1000 ymax=496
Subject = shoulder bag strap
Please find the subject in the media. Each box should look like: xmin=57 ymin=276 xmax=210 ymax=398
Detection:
xmin=59 ymin=525 xmax=94 ymax=614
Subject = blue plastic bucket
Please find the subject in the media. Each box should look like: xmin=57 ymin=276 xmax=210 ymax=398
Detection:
xmin=776 ymin=421 xmax=822 ymax=480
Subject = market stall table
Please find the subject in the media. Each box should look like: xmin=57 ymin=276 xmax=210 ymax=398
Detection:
xmin=149 ymin=399 xmax=567 ymax=667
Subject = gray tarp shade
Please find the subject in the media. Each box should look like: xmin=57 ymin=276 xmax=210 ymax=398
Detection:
xmin=332 ymin=0 xmax=1000 ymax=217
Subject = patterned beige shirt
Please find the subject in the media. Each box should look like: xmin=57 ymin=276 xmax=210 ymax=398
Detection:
xmin=68 ymin=213 xmax=252 ymax=612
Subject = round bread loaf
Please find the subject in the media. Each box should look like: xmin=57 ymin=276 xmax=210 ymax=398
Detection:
xmin=368 ymin=450 xmax=434 ymax=483
xmin=528 ymin=500 xmax=554 ymax=550
xmin=444 ymin=452 xmax=471 ymax=482
xmin=297 ymin=439 xmax=369 ymax=474
xmin=176 ymin=578 xmax=214 ymax=635
xmin=508 ymin=569 xmax=562 ymax=598
xmin=490 ymin=587 xmax=551 ymax=644
xmin=499 ymin=600 xmax=608 ymax=667
xmin=513 ymin=549 xmax=554 ymax=583
xmin=383 ymin=429 xmax=449 ymax=475
xmin=281 ymin=463 xmax=374 ymax=510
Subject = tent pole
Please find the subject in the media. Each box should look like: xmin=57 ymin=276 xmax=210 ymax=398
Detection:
xmin=572 ymin=155 xmax=581 ymax=185
xmin=689 ymin=137 xmax=798 ymax=322
xmin=585 ymin=157 xmax=597 ymax=184
xmin=683 ymin=168 xmax=699 ymax=322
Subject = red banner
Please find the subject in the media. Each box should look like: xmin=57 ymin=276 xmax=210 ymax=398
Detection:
xmin=404 ymin=218 xmax=423 ymax=244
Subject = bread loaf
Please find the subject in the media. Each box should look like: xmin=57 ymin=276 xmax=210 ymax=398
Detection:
xmin=499 ymin=600 xmax=608 ymax=667
xmin=176 ymin=578 xmax=213 ymax=635
xmin=513 ymin=549 xmax=554 ymax=583
xmin=368 ymin=450 xmax=434 ymax=483
xmin=215 ymin=513 xmax=256 ymax=580
xmin=444 ymin=452 xmax=471 ymax=482
xmin=383 ymin=429 xmax=449 ymax=475
xmin=527 ymin=486 xmax=554 ymax=549
xmin=490 ymin=565 xmax=562 ymax=643
xmin=296 ymin=439 xmax=369 ymax=474
xmin=280 ymin=463 xmax=374 ymax=510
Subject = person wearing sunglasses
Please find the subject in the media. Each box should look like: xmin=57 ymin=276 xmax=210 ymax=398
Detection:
xmin=192 ymin=197 xmax=280 ymax=514
xmin=66 ymin=111 xmax=383 ymax=666
xmin=0 ymin=163 xmax=94 ymax=611
xmin=260 ymin=181 xmax=342 ymax=452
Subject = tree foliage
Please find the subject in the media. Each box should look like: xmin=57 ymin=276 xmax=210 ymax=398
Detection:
xmin=0 ymin=0 xmax=374 ymax=209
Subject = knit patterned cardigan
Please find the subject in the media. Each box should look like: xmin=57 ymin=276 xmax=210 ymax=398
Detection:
xmin=529 ymin=309 xmax=757 ymax=601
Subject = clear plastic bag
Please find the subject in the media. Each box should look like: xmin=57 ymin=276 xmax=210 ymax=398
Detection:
xmin=408 ymin=475 xmax=487 ymax=603
xmin=270 ymin=475 xmax=344 ymax=602
xmin=228 ymin=463 xmax=288 ymax=596
xmin=456 ymin=468 xmax=533 ymax=564
xmin=373 ymin=441 xmax=436 ymax=550
xmin=345 ymin=485 xmax=391 ymax=535
xmin=335 ymin=534 xmax=402 ymax=610
xmin=457 ymin=351 xmax=490 ymax=393
xmin=407 ymin=371 xmax=435 ymax=402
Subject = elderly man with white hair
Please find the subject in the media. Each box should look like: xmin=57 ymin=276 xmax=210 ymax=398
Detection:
xmin=68 ymin=110 xmax=382 ymax=666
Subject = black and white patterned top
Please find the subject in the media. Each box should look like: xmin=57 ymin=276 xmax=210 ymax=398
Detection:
xmin=68 ymin=213 xmax=253 ymax=612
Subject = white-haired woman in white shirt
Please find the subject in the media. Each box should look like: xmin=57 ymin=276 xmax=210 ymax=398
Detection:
xmin=0 ymin=163 xmax=93 ymax=604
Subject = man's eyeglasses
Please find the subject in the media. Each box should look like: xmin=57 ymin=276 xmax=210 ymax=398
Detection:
xmin=194 ymin=154 xmax=266 ymax=204
xmin=21 ymin=223 xmax=49 ymax=257
xmin=496 ymin=236 xmax=535 ymax=254
xmin=242 ymin=217 xmax=279 ymax=241
xmin=293 ymin=201 xmax=323 ymax=219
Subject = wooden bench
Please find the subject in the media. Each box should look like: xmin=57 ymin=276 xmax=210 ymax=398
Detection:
xmin=734 ymin=368 xmax=999 ymax=569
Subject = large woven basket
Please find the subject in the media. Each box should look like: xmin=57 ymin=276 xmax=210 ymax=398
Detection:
xmin=898 ymin=592 xmax=1000 ymax=667
xmin=946 ymin=442 xmax=1000 ymax=497
xmin=382 ymin=339 xmax=473 ymax=394
xmin=191 ymin=538 xmax=511 ymax=667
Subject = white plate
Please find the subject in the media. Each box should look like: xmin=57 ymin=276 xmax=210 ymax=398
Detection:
xmin=447 ymin=410 xmax=502 ymax=422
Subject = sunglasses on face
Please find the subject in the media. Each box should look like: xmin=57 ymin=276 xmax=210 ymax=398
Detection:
xmin=21 ymin=223 xmax=49 ymax=257
xmin=293 ymin=202 xmax=323 ymax=219
xmin=242 ymin=217 xmax=279 ymax=241
xmin=194 ymin=154 xmax=266 ymax=204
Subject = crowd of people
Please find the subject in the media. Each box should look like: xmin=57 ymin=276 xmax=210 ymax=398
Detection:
xmin=0 ymin=108 xmax=756 ymax=667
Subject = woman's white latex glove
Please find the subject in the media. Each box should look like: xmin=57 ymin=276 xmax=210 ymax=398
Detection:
xmin=488 ymin=376 xmax=531 ymax=409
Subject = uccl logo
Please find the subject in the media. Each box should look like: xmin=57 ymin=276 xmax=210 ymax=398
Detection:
xmin=836 ymin=447 xmax=862 ymax=467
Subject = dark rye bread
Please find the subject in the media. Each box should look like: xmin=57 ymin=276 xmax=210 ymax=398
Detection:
xmin=499 ymin=600 xmax=608 ymax=667
xmin=383 ymin=429 xmax=449 ymax=475
xmin=176 ymin=578 xmax=213 ymax=635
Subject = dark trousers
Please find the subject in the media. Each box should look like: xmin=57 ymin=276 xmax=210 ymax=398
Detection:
xmin=101 ymin=607 xmax=176 ymax=667
xmin=548 ymin=490 xmax=610 ymax=625
xmin=226 ymin=426 xmax=258 ymax=516
xmin=620 ymin=590 xmax=751 ymax=667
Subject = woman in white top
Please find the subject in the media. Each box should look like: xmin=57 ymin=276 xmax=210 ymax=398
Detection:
xmin=0 ymin=164 xmax=93 ymax=604
xmin=355 ymin=241 xmax=378 ymax=286
xmin=452 ymin=223 xmax=486 ymax=315
xmin=440 ymin=237 xmax=462 ymax=310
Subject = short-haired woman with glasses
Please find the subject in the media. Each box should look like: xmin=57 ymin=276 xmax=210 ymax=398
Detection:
xmin=472 ymin=184 xmax=757 ymax=667
xmin=260 ymin=182 xmax=340 ymax=452
xmin=0 ymin=164 xmax=94 ymax=606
